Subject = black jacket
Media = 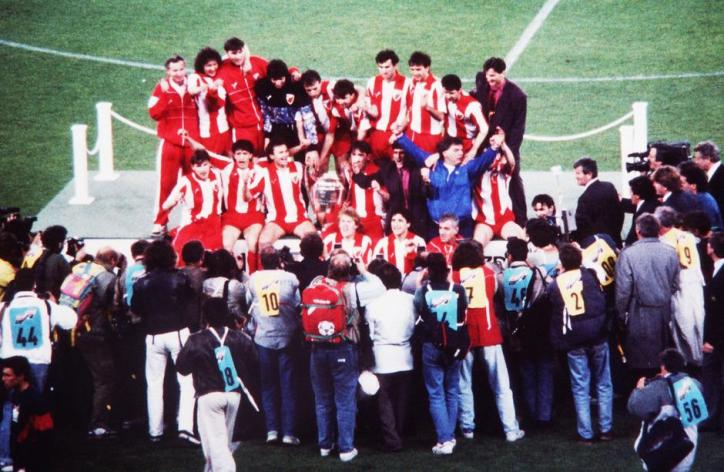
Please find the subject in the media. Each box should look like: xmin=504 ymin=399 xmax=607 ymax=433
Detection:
xmin=177 ymin=328 xmax=257 ymax=397
xmin=575 ymin=180 xmax=625 ymax=247
xmin=621 ymin=197 xmax=659 ymax=246
xmin=471 ymin=77 xmax=526 ymax=160
xmin=661 ymin=190 xmax=700 ymax=215
xmin=709 ymin=165 xmax=724 ymax=220
xmin=132 ymin=269 xmax=194 ymax=335
xmin=704 ymin=265 xmax=724 ymax=350
xmin=548 ymin=268 xmax=607 ymax=351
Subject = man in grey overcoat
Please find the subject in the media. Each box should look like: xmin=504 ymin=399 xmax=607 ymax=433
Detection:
xmin=615 ymin=213 xmax=680 ymax=377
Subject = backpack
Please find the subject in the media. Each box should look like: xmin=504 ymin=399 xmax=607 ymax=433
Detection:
xmin=421 ymin=283 xmax=469 ymax=360
xmin=58 ymin=262 xmax=105 ymax=333
xmin=301 ymin=277 xmax=351 ymax=343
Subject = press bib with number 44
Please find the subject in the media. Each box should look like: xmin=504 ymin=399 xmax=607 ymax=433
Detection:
xmin=8 ymin=306 xmax=44 ymax=350
xmin=582 ymin=238 xmax=617 ymax=287
xmin=672 ymin=376 xmax=708 ymax=427
xmin=254 ymin=273 xmax=281 ymax=317
xmin=556 ymin=270 xmax=585 ymax=316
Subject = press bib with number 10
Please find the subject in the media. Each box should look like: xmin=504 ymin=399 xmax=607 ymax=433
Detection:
xmin=672 ymin=376 xmax=708 ymax=427
xmin=215 ymin=345 xmax=241 ymax=392
xmin=459 ymin=267 xmax=488 ymax=309
xmin=8 ymin=306 xmax=43 ymax=350
xmin=254 ymin=274 xmax=281 ymax=317
xmin=556 ymin=270 xmax=585 ymax=316
xmin=582 ymin=238 xmax=617 ymax=287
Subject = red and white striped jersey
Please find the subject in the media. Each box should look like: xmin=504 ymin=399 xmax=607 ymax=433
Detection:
xmin=189 ymin=73 xmax=230 ymax=138
xmin=311 ymin=79 xmax=335 ymax=133
xmin=323 ymin=232 xmax=373 ymax=266
xmin=328 ymin=98 xmax=362 ymax=134
xmin=365 ymin=73 xmax=410 ymax=132
xmin=164 ymin=169 xmax=223 ymax=227
xmin=347 ymin=162 xmax=386 ymax=220
xmin=445 ymin=92 xmax=487 ymax=140
xmin=472 ymin=169 xmax=513 ymax=225
xmin=252 ymin=161 xmax=308 ymax=224
xmin=221 ymin=163 xmax=265 ymax=215
xmin=373 ymin=232 xmax=426 ymax=275
xmin=408 ymin=74 xmax=446 ymax=135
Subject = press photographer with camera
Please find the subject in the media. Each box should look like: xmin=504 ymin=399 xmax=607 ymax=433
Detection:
xmin=626 ymin=141 xmax=691 ymax=175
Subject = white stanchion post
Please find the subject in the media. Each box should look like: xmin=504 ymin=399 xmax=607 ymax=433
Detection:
xmin=619 ymin=125 xmax=635 ymax=198
xmin=94 ymin=101 xmax=119 ymax=181
xmin=632 ymin=101 xmax=648 ymax=153
xmin=69 ymin=124 xmax=94 ymax=205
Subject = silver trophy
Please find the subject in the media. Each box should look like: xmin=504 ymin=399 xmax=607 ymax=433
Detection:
xmin=312 ymin=171 xmax=344 ymax=212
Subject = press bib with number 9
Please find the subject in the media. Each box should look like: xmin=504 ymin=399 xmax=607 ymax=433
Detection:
xmin=254 ymin=274 xmax=281 ymax=317
xmin=662 ymin=229 xmax=700 ymax=270
xmin=8 ymin=306 xmax=43 ymax=350
xmin=459 ymin=267 xmax=487 ymax=309
xmin=672 ymin=376 xmax=708 ymax=427
xmin=556 ymin=270 xmax=585 ymax=316
xmin=215 ymin=345 xmax=241 ymax=392
xmin=582 ymin=238 xmax=617 ymax=287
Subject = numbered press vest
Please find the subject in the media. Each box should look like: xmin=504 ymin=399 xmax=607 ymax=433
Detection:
xmin=455 ymin=266 xmax=502 ymax=347
xmin=582 ymin=236 xmax=617 ymax=287
xmin=210 ymin=327 xmax=241 ymax=392
xmin=502 ymin=266 xmax=535 ymax=312
xmin=661 ymin=228 xmax=700 ymax=271
xmin=424 ymin=283 xmax=460 ymax=332
xmin=252 ymin=272 xmax=281 ymax=317
xmin=670 ymin=376 xmax=708 ymax=428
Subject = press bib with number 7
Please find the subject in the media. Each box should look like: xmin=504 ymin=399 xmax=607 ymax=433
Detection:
xmin=672 ymin=376 xmax=708 ymax=427
xmin=254 ymin=274 xmax=281 ymax=317
xmin=582 ymin=238 xmax=617 ymax=287
xmin=8 ymin=306 xmax=43 ymax=350
xmin=459 ymin=267 xmax=488 ymax=309
xmin=556 ymin=270 xmax=585 ymax=316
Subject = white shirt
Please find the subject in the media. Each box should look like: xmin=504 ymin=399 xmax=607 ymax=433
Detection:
xmin=713 ymin=258 xmax=724 ymax=278
xmin=707 ymin=161 xmax=721 ymax=181
xmin=365 ymin=289 xmax=415 ymax=374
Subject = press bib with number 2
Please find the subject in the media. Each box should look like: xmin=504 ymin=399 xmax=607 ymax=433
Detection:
xmin=556 ymin=270 xmax=585 ymax=316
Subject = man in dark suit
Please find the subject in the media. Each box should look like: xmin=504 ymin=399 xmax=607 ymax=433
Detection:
xmin=651 ymin=165 xmax=699 ymax=214
xmin=694 ymin=140 xmax=723 ymax=221
xmin=702 ymin=231 xmax=724 ymax=432
xmin=473 ymin=57 xmax=527 ymax=225
xmin=621 ymin=175 xmax=659 ymax=246
xmin=573 ymin=157 xmax=624 ymax=247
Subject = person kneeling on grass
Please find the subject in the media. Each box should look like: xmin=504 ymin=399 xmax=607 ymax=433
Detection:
xmin=547 ymin=243 xmax=613 ymax=444
xmin=177 ymin=298 xmax=257 ymax=472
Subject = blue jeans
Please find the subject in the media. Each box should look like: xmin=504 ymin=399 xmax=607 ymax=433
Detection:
xmin=422 ymin=342 xmax=462 ymax=443
xmin=310 ymin=343 xmax=358 ymax=453
xmin=257 ymin=344 xmax=297 ymax=436
xmin=459 ymin=345 xmax=520 ymax=433
xmin=519 ymin=353 xmax=554 ymax=422
xmin=566 ymin=342 xmax=613 ymax=440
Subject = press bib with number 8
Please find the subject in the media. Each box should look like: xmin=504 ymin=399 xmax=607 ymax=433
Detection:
xmin=8 ymin=306 xmax=43 ymax=350
xmin=459 ymin=267 xmax=487 ymax=309
xmin=215 ymin=345 xmax=241 ymax=392
xmin=557 ymin=270 xmax=585 ymax=316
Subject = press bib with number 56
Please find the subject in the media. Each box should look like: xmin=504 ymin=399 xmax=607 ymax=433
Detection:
xmin=254 ymin=273 xmax=281 ymax=317
xmin=459 ymin=267 xmax=488 ymax=309
xmin=556 ymin=270 xmax=585 ymax=316
xmin=582 ymin=238 xmax=617 ymax=287
xmin=672 ymin=376 xmax=708 ymax=427
xmin=8 ymin=306 xmax=43 ymax=350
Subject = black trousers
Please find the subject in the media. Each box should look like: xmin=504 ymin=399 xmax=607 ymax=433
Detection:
xmin=509 ymin=165 xmax=528 ymax=226
xmin=76 ymin=335 xmax=115 ymax=430
xmin=376 ymin=371 xmax=412 ymax=450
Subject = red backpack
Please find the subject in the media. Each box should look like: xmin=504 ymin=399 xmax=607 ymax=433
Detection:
xmin=301 ymin=277 xmax=350 ymax=343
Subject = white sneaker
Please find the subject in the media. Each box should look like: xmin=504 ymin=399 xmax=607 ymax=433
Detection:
xmin=320 ymin=447 xmax=332 ymax=457
xmin=266 ymin=431 xmax=279 ymax=443
xmin=505 ymin=429 xmax=525 ymax=442
xmin=432 ymin=440 xmax=455 ymax=455
xmin=461 ymin=429 xmax=474 ymax=439
xmin=178 ymin=430 xmax=201 ymax=445
xmin=282 ymin=435 xmax=300 ymax=446
xmin=339 ymin=448 xmax=358 ymax=462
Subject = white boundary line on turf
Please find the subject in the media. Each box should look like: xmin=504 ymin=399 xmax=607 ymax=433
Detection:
xmin=505 ymin=0 xmax=562 ymax=71
xmin=2 ymin=37 xmax=723 ymax=84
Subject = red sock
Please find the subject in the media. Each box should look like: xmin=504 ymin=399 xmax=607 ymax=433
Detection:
xmin=247 ymin=251 xmax=257 ymax=274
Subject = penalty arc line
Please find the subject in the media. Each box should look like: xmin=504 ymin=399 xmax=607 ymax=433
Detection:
xmin=1 ymin=38 xmax=723 ymax=84
xmin=505 ymin=0 xmax=562 ymax=72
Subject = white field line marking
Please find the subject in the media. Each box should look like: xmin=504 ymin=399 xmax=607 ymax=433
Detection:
xmin=2 ymin=38 xmax=723 ymax=84
xmin=505 ymin=0 xmax=562 ymax=72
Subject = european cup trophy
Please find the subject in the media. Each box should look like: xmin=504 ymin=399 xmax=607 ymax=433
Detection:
xmin=311 ymin=171 xmax=344 ymax=212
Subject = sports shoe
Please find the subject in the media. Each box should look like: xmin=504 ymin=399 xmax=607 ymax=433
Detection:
xmin=339 ymin=448 xmax=358 ymax=462
xmin=599 ymin=430 xmax=614 ymax=441
xmin=282 ymin=435 xmax=300 ymax=446
xmin=432 ymin=440 xmax=455 ymax=455
xmin=266 ymin=431 xmax=279 ymax=443
xmin=461 ymin=429 xmax=474 ymax=439
xmin=88 ymin=427 xmax=116 ymax=439
xmin=178 ymin=430 xmax=201 ymax=446
xmin=0 ymin=460 xmax=13 ymax=472
xmin=320 ymin=447 xmax=332 ymax=457
xmin=149 ymin=434 xmax=163 ymax=443
xmin=505 ymin=429 xmax=525 ymax=442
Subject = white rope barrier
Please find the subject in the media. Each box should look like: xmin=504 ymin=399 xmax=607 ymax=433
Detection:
xmin=109 ymin=110 xmax=155 ymax=135
xmin=525 ymin=111 xmax=634 ymax=142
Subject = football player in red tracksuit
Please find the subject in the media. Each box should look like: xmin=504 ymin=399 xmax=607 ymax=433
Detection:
xmin=405 ymin=52 xmax=446 ymax=154
xmin=427 ymin=214 xmax=462 ymax=266
xmin=344 ymin=141 xmax=389 ymax=241
xmin=161 ymin=150 xmax=223 ymax=259
xmin=362 ymin=49 xmax=410 ymax=159
xmin=373 ymin=209 xmax=426 ymax=276
xmin=441 ymin=74 xmax=489 ymax=160
xmin=189 ymin=47 xmax=232 ymax=168
xmin=221 ymin=140 xmax=265 ymax=272
xmin=254 ymin=138 xmax=317 ymax=249
xmin=149 ymin=55 xmax=200 ymax=235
